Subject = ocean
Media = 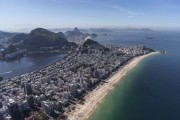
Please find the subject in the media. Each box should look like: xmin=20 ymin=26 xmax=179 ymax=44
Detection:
xmin=88 ymin=31 xmax=180 ymax=120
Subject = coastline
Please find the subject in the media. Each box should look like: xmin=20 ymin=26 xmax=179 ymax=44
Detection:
xmin=67 ymin=52 xmax=159 ymax=120
xmin=0 ymin=53 xmax=66 ymax=80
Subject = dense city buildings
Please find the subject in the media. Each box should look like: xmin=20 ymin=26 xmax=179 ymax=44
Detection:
xmin=0 ymin=39 xmax=154 ymax=119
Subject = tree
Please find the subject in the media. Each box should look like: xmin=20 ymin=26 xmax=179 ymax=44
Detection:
xmin=2 ymin=44 xmax=17 ymax=55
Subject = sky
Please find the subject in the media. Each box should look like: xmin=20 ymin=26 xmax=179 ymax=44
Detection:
xmin=0 ymin=0 xmax=180 ymax=31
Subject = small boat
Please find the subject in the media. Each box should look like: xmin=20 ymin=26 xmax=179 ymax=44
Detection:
xmin=160 ymin=51 xmax=167 ymax=54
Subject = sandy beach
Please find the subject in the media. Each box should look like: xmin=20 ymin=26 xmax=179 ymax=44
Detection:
xmin=67 ymin=52 xmax=158 ymax=120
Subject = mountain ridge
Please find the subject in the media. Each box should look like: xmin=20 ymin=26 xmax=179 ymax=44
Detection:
xmin=9 ymin=28 xmax=77 ymax=51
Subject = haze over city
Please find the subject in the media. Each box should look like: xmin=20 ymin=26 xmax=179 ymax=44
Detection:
xmin=0 ymin=0 xmax=180 ymax=31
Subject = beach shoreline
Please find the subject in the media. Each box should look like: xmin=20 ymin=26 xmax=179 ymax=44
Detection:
xmin=67 ymin=52 xmax=159 ymax=120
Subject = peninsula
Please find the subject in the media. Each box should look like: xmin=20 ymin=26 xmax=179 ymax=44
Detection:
xmin=0 ymin=39 xmax=155 ymax=120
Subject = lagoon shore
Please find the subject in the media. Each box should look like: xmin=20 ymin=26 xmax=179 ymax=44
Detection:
xmin=67 ymin=52 xmax=158 ymax=120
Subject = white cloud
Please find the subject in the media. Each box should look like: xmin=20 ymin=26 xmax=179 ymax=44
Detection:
xmin=49 ymin=0 xmax=92 ymax=3
xmin=49 ymin=0 xmax=146 ymax=17
xmin=77 ymin=1 xmax=146 ymax=17
xmin=112 ymin=6 xmax=145 ymax=17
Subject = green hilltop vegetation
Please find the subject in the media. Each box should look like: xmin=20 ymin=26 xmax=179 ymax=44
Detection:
xmin=80 ymin=39 xmax=109 ymax=54
xmin=9 ymin=33 xmax=28 ymax=43
xmin=0 ymin=30 xmax=17 ymax=39
xmin=1 ymin=44 xmax=17 ymax=55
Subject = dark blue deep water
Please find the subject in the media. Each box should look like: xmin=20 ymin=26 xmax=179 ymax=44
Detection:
xmin=87 ymin=31 xmax=180 ymax=120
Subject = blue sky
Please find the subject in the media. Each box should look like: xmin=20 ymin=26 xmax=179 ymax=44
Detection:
xmin=0 ymin=0 xmax=180 ymax=31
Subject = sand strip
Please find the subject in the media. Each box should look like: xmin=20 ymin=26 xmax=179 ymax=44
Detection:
xmin=68 ymin=52 xmax=158 ymax=120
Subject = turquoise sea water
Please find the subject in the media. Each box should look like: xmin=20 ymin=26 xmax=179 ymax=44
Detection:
xmin=88 ymin=31 xmax=180 ymax=120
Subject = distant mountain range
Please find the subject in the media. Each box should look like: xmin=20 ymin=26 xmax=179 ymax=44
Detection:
xmin=64 ymin=27 xmax=98 ymax=44
xmin=1 ymin=27 xmax=104 ymax=60
xmin=115 ymin=28 xmax=154 ymax=32
xmin=65 ymin=27 xmax=84 ymax=37
xmin=3 ymin=27 xmax=98 ymax=55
